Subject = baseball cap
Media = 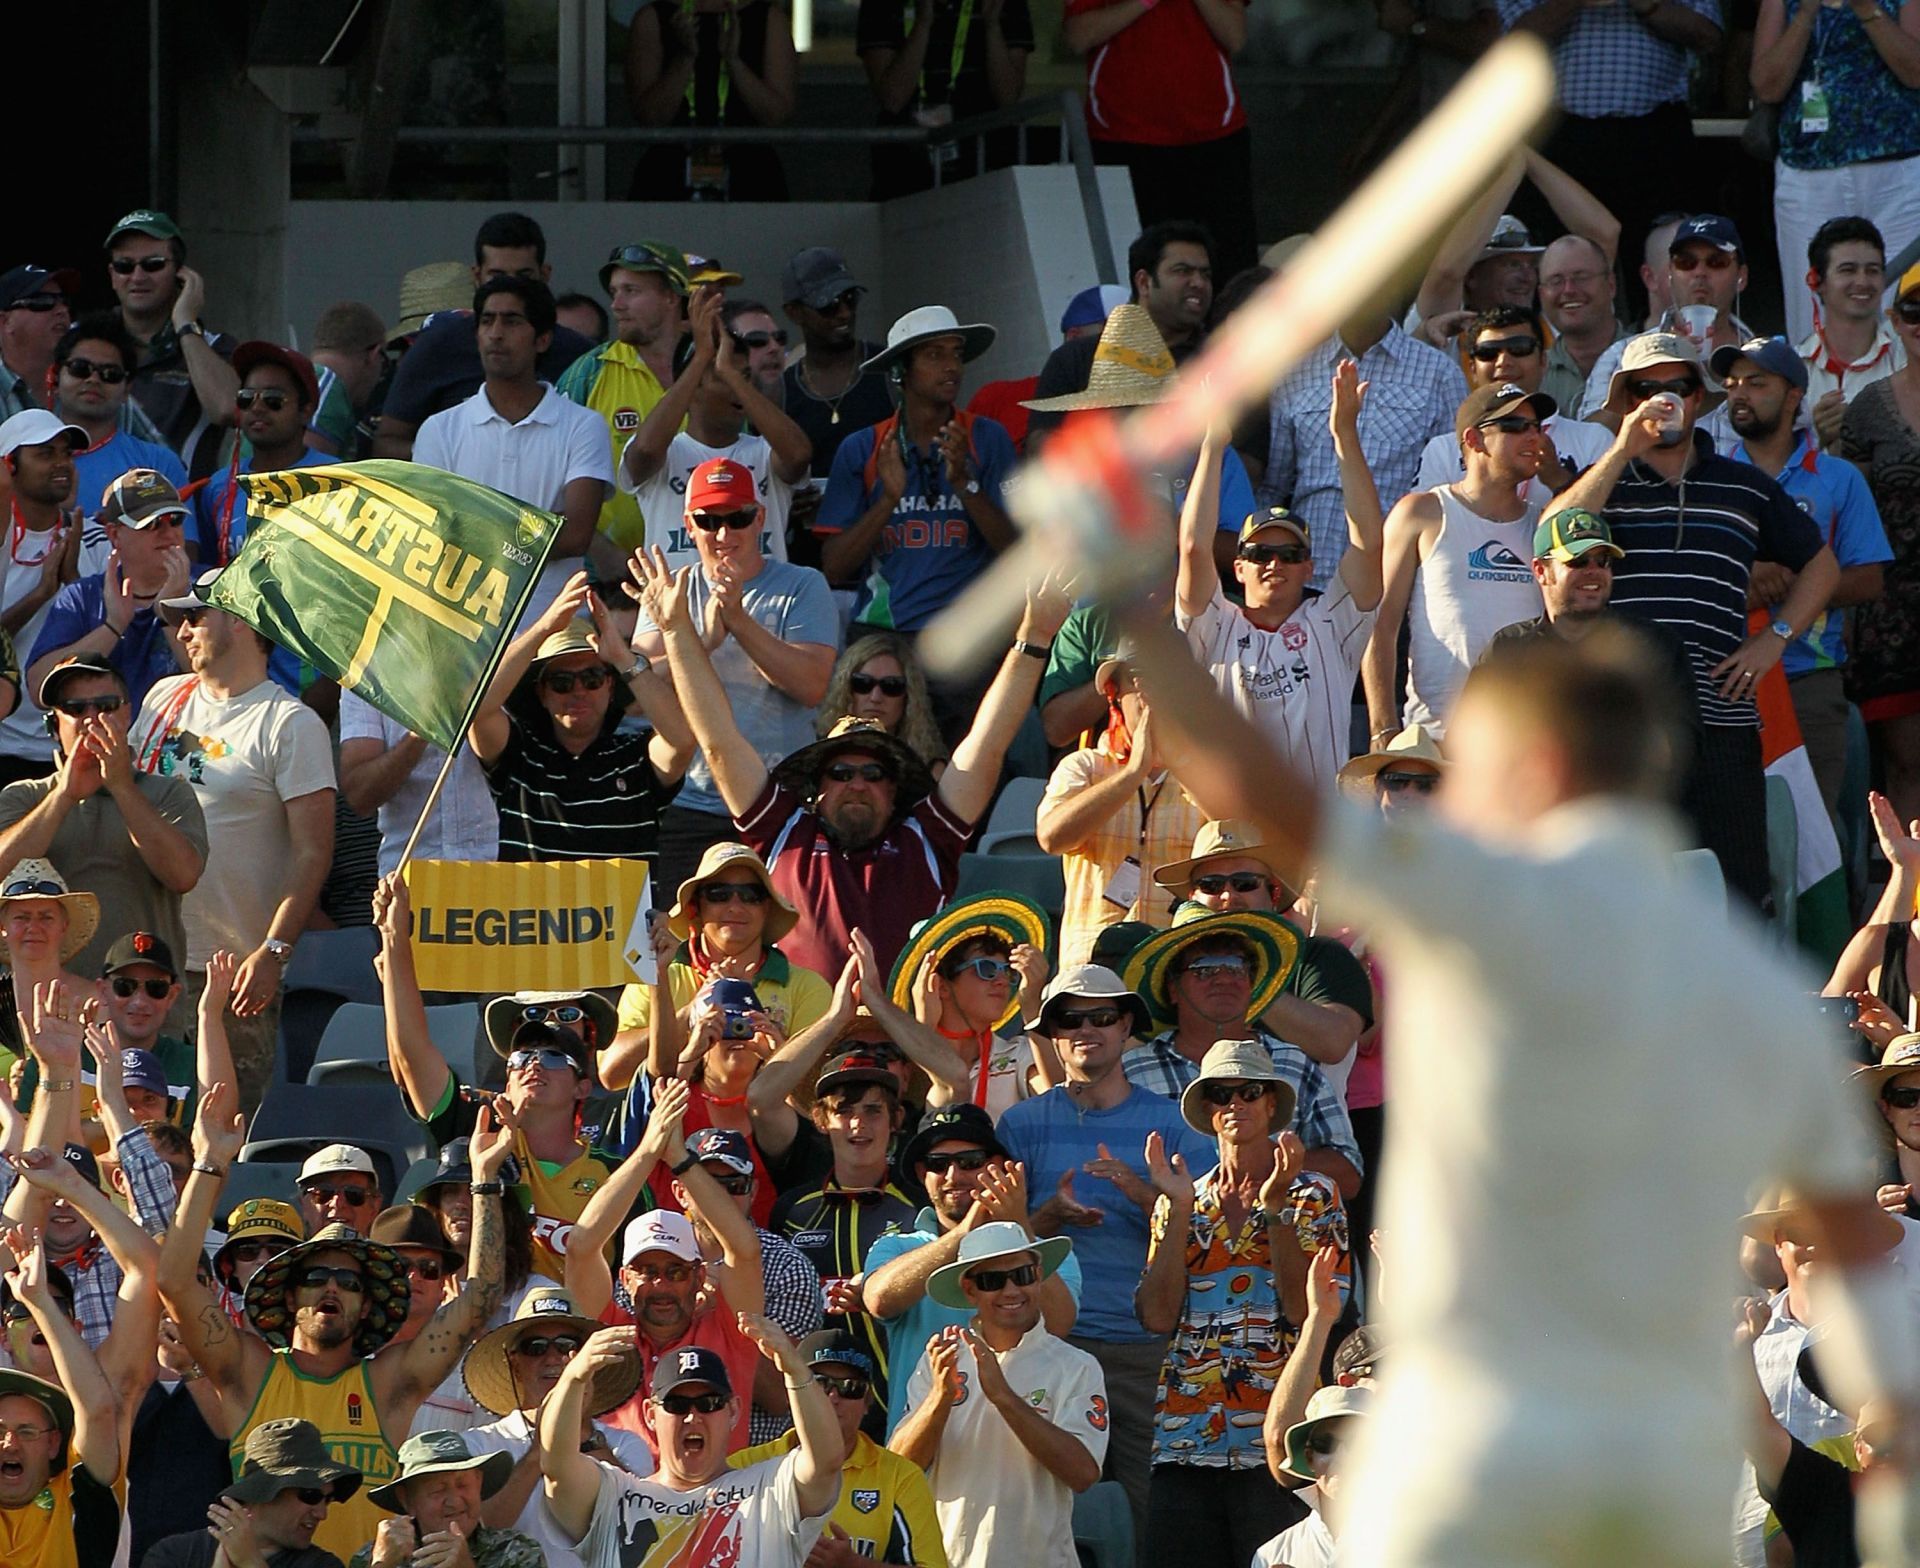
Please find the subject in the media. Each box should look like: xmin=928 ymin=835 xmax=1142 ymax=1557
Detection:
xmin=685 ymin=1127 xmax=754 ymax=1177
xmin=815 ymin=1047 xmax=900 ymax=1098
xmin=1708 ymin=334 xmax=1808 ymax=392
xmin=1455 ymin=382 xmax=1556 ymax=440
xmin=38 ymin=654 xmax=123 ymax=713
xmin=1332 ymin=1324 xmax=1385 ymax=1383
xmin=119 ymin=1049 xmax=170 ymax=1099
xmin=1059 ymin=284 xmax=1131 ymax=335
xmin=684 ymin=254 xmax=745 ymax=289
xmin=0 ymin=265 xmax=80 ymax=311
xmin=686 ymin=458 xmax=759 ymax=514
xmin=782 ymin=246 xmax=863 ymax=310
xmin=650 ymin=1345 xmax=734 ymax=1400
xmin=101 ymin=930 xmax=179 ymax=978
xmin=104 ymin=209 xmax=183 ymax=247
xmin=599 ymin=242 xmax=688 ymax=297
xmin=1899 ymin=262 xmax=1920 ymax=304
xmin=232 ymin=342 xmax=321 ymax=409
xmin=299 ymin=1144 xmax=378 ymax=1184
xmin=898 ymin=1103 xmax=1006 ymax=1175
xmin=622 ymin=1210 xmax=701 ymax=1265
xmin=802 ymin=1329 xmax=876 ymax=1379
xmin=100 ymin=469 xmax=190 ymax=529
xmin=1238 ymin=505 xmax=1309 ymax=548
xmin=1533 ymin=508 xmax=1624 ymax=564
xmin=157 ymin=568 xmax=223 ymax=627
xmin=61 ymin=1143 xmax=100 ymax=1189
xmin=1670 ymin=214 xmax=1744 ymax=262
xmin=0 ymin=409 xmax=88 ymax=460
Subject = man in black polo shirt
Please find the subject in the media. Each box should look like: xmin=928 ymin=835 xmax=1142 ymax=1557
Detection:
xmin=468 ymin=571 xmax=694 ymax=862
xmin=1553 ymin=333 xmax=1839 ymax=912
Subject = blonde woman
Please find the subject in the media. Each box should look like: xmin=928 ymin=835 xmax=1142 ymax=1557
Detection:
xmin=815 ymin=634 xmax=947 ymax=779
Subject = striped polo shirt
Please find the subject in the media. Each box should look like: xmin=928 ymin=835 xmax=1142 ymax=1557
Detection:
xmin=484 ymin=710 xmax=679 ymax=861
xmin=1601 ymin=435 xmax=1823 ymax=727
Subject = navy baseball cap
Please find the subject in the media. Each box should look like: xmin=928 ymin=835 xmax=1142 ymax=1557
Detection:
xmin=650 ymin=1345 xmax=734 ymax=1400
xmin=1671 ymin=214 xmax=1744 ymax=263
xmin=1709 ymin=335 xmax=1808 ymax=392
xmin=0 ymin=266 xmax=80 ymax=311
xmin=60 ymin=1143 xmax=100 ymax=1189
xmin=685 ymin=1128 xmax=754 ymax=1177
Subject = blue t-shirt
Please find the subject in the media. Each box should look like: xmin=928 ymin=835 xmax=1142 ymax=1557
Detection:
xmin=1163 ymin=445 xmax=1257 ymax=536
xmin=1731 ymin=433 xmax=1892 ymax=676
xmin=73 ymin=431 xmax=186 ymax=520
xmin=815 ymin=415 xmax=1016 ymax=631
xmin=191 ymin=447 xmax=328 ymax=564
xmin=863 ymin=1207 xmax=1087 ymax=1437
xmin=28 ymin=579 xmax=180 ymax=714
xmin=996 ymin=1086 xmax=1219 ymax=1344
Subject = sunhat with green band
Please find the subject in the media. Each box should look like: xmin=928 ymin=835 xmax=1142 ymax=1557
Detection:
xmin=1123 ymin=905 xmax=1300 ymax=1029
xmin=889 ymin=891 xmax=1052 ymax=1031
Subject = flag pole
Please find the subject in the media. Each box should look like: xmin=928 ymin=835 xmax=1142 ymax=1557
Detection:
xmin=394 ymin=737 xmax=466 ymax=875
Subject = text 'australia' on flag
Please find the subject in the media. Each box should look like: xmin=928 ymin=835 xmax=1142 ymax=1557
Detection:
xmin=209 ymin=461 xmax=560 ymax=751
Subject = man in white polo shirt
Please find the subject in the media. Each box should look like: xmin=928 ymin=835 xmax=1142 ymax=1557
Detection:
xmin=412 ymin=277 xmax=614 ymax=619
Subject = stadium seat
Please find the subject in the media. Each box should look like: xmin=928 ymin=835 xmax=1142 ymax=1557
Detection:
xmin=278 ymin=926 xmax=384 ymax=1085
xmin=392 ymin=1155 xmax=444 ymax=1204
xmin=1073 ymin=1480 xmax=1134 ymax=1568
xmin=241 ymin=1082 xmax=433 ymax=1199
xmin=978 ymin=776 xmax=1047 ymax=857
xmin=954 ymin=852 xmax=1065 ymax=930
xmin=306 ymin=1000 xmax=482 ymax=1089
xmin=218 ymin=1160 xmax=305 ymax=1213
xmin=1765 ymin=773 xmax=1798 ymax=945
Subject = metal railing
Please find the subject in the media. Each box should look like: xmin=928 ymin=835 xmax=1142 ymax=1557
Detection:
xmin=293 ymin=91 xmax=1119 ymax=284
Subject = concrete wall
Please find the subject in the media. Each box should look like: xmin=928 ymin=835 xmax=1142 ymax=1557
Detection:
xmin=278 ymin=166 xmax=1136 ymax=386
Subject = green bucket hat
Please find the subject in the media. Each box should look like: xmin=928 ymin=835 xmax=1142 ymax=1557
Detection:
xmin=1123 ymin=906 xmax=1300 ymax=1029
xmin=243 ymin=1223 xmax=411 ymax=1357
xmin=889 ymin=891 xmax=1052 ymax=1031
xmin=0 ymin=1369 xmax=72 ymax=1474
xmin=225 ymin=1417 xmax=364 ymax=1505
xmin=368 ymin=1430 xmax=514 ymax=1512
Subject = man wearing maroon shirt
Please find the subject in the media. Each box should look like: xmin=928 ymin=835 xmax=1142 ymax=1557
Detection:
xmin=635 ymin=547 xmax=1070 ymax=977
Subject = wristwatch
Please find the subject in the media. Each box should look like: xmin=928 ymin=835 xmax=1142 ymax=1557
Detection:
xmin=1768 ymin=617 xmax=1796 ymax=643
xmin=619 ymin=654 xmax=653 ymax=681
xmin=174 ymin=319 xmax=206 ymax=341
xmin=262 ymin=937 xmax=294 ymax=965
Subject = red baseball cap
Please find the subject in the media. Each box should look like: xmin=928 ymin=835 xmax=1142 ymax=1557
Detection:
xmin=686 ymin=458 xmax=759 ymax=514
xmin=232 ymin=341 xmax=320 ymax=409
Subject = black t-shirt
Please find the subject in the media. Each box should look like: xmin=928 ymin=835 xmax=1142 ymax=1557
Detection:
xmin=140 ymin=1529 xmax=345 ymax=1567
xmin=783 ymin=357 xmax=896 ymax=480
xmin=651 ymin=0 xmax=778 ymax=125
xmin=1760 ymin=1436 xmax=1858 ymax=1568
xmin=855 ymin=0 xmax=1035 ymax=122
xmin=384 ymin=313 xmax=596 ymax=430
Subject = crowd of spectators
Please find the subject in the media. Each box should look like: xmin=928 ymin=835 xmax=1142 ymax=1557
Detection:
xmin=4 ymin=2 xmax=1920 ymax=1558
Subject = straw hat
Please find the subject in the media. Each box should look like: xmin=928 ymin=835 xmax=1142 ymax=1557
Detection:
xmin=1022 ymin=305 xmax=1176 ymax=412
xmin=1337 ymin=725 xmax=1447 ymax=786
xmin=668 ymin=842 xmax=798 ymax=942
xmin=1152 ymin=819 xmax=1289 ymax=895
xmin=1123 ymin=906 xmax=1300 ymax=1028
xmin=889 ymin=892 xmax=1052 ymax=1031
xmin=1852 ymin=1032 xmax=1920 ymax=1093
xmin=462 ymin=1287 xmax=637 ymax=1418
xmin=0 ymin=859 xmax=100 ymax=963
xmin=243 ymin=1224 xmax=411 ymax=1357
xmin=389 ymin=262 xmax=471 ymax=341
xmin=1178 ymin=1037 xmax=1297 ymax=1137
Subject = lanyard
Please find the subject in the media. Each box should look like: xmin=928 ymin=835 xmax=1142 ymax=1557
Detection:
xmin=939 ymin=1023 xmax=996 ymax=1106
xmin=1136 ymin=773 xmax=1169 ymax=852
xmin=910 ymin=0 xmax=975 ymax=105
xmin=214 ymin=446 xmax=246 ymax=567
xmin=682 ymin=0 xmax=732 ymax=120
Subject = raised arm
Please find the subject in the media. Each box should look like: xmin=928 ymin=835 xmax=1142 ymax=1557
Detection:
xmin=3 ymin=1233 xmax=120 ymax=1484
xmin=582 ymin=588 xmax=695 ymax=783
xmin=1133 ymin=1135 xmax=1196 ymax=1336
xmin=373 ymin=873 xmax=452 ymax=1118
xmin=468 ymin=574 xmax=595 ymax=768
xmin=1415 ymin=152 xmax=1525 ymax=328
xmin=565 ymin=1077 xmax=690 ymax=1315
xmin=3 ymin=982 xmax=88 ymax=1227
xmin=1829 ymin=793 xmax=1920 ymax=996
xmin=194 ymin=950 xmax=242 ymax=1108
xmin=740 ymin=1313 xmax=842 ymax=1516
xmin=853 ymin=928 xmax=969 ymax=1095
xmin=708 ymin=564 xmax=836 ymax=708
xmin=1263 ymin=1243 xmax=1341 ymax=1486
xmin=1522 ymin=148 xmax=1620 ymax=265
xmin=749 ymin=954 xmax=856 ymax=1157
xmin=669 ymin=1108 xmax=765 ymax=1319
xmin=1330 ymin=360 xmax=1385 ymax=611
xmin=1361 ymin=494 xmax=1429 ymax=745
xmin=542 ymin=1325 xmax=638 ymax=1542
xmin=718 ymin=334 xmax=812 ymax=485
xmin=1177 ymin=429 xmax=1227 ymax=619
xmin=637 ymin=548 xmax=770 ymax=817
xmin=1551 ymin=395 xmax=1666 ymax=518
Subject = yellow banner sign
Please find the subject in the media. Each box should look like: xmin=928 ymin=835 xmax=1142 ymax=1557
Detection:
xmin=402 ymin=859 xmax=654 ymax=993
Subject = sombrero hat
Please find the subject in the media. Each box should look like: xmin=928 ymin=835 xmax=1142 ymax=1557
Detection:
xmin=243 ymin=1223 xmax=410 ymax=1357
xmin=770 ymin=717 xmax=934 ymax=806
xmin=462 ymin=1287 xmax=637 ymax=1418
xmin=1022 ymin=305 xmax=1176 ymax=412
xmin=1337 ymin=724 xmax=1446 ymax=787
xmin=389 ymin=261 xmax=470 ymax=342
xmin=1123 ymin=906 xmax=1300 ymax=1029
xmin=889 ymin=892 xmax=1051 ymax=1031
xmin=0 ymin=859 xmax=100 ymax=963
xmin=668 ymin=842 xmax=798 ymax=943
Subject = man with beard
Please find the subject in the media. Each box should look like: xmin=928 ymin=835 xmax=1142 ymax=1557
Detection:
xmin=1719 ymin=334 xmax=1891 ymax=823
xmin=635 ymin=549 xmax=1069 ymax=977
xmin=142 ymin=1416 xmax=362 ymax=1568
xmin=624 ymin=292 xmax=812 ymax=576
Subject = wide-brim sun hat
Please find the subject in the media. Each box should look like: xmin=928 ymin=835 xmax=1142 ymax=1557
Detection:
xmin=669 ymin=841 xmax=798 ymax=943
xmin=243 ymin=1223 xmax=411 ymax=1357
xmin=925 ymin=1220 xmax=1073 ymax=1310
xmin=1603 ymin=332 xmax=1705 ymax=416
xmin=1852 ymin=1031 xmax=1920 ymax=1093
xmin=1024 ymin=962 xmax=1152 ymax=1039
xmin=1021 ymin=305 xmax=1176 ymax=412
xmin=1178 ymin=1036 xmax=1298 ymax=1137
xmin=770 ymin=716 xmax=934 ymax=806
xmin=483 ymin=991 xmax=619 ymax=1057
xmin=1123 ymin=907 xmax=1300 ymax=1028
xmin=461 ymin=1287 xmax=637 ymax=1418
xmin=225 ymin=1417 xmax=364 ymax=1505
xmin=1280 ymin=1383 xmax=1372 ymax=1481
xmin=1151 ymin=819 xmax=1290 ymax=895
xmin=367 ymin=1430 xmax=514 ymax=1513
xmin=1735 ymin=1183 xmax=1901 ymax=1246
xmin=0 ymin=858 xmax=101 ymax=964
xmin=889 ymin=892 xmax=1051 ymax=1031
xmin=860 ymin=305 xmax=996 ymax=377
xmin=1336 ymin=724 xmax=1447 ymax=786
xmin=389 ymin=261 xmax=472 ymax=341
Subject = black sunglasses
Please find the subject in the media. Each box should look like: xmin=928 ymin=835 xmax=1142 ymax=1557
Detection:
xmin=110 ymin=977 xmax=172 ymax=1000
xmin=1239 ymin=542 xmax=1309 ymax=565
xmin=541 ymin=667 xmax=613 ymax=694
xmin=823 ymin=762 xmax=890 ymax=784
xmin=8 ymin=295 xmax=66 ymax=314
xmin=849 ymin=672 xmax=908 ymax=697
xmin=817 ymin=1373 xmax=870 ymax=1400
xmin=1470 ymin=336 xmax=1539 ymax=360
xmin=922 ymin=1148 xmax=993 ymax=1174
xmin=1885 ymin=1086 xmax=1920 ymax=1109
xmin=699 ymin=882 xmax=770 ymax=906
xmin=1477 ymin=415 xmax=1540 ymax=435
xmin=967 ymin=1262 xmax=1038 ymax=1291
xmin=1052 ymin=1006 xmax=1124 ymax=1030
xmin=689 ymin=510 xmax=758 ymax=534
xmin=731 ymin=329 xmax=788 ymax=350
xmin=1896 ymin=300 xmax=1920 ymax=325
xmin=294 ymin=1265 xmax=366 ymax=1293
xmin=1193 ymin=872 xmax=1266 ymax=896
xmin=56 ymin=695 xmax=125 ymax=717
xmin=513 ymin=1333 xmax=583 ymax=1357
xmin=302 ymin=1184 xmax=375 ymax=1208
xmin=710 ymin=1173 xmax=753 ymax=1195
xmin=1379 ymin=771 xmax=1439 ymax=794
xmin=658 ymin=1391 xmax=730 ymax=1415
xmin=1 ymin=879 xmax=64 ymax=898
xmin=61 ymin=357 xmax=127 ymax=384
xmin=1200 ymin=1081 xmax=1270 ymax=1106
xmin=235 ymin=389 xmax=291 ymax=411
xmin=291 ymin=1487 xmax=334 ymax=1505
xmin=1626 ymin=377 xmax=1700 ymax=400
xmin=111 ymin=256 xmax=171 ymax=275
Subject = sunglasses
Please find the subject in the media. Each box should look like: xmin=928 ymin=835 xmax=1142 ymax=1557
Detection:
xmin=56 ymin=695 xmax=125 ymax=717
xmin=921 ymin=1148 xmax=994 ymax=1174
xmin=848 ymin=672 xmax=908 ymax=697
xmin=512 ymin=1333 xmax=583 ymax=1358
xmin=710 ymin=1172 xmax=753 ymax=1196
xmin=294 ymin=1265 xmax=366 ymax=1294
xmin=967 ymin=1262 xmax=1038 ymax=1292
xmin=302 ymin=1184 xmax=375 ymax=1208
xmin=659 ymin=1391 xmax=731 ymax=1415
xmin=689 ymin=509 xmax=759 ymax=534
xmin=110 ymin=255 xmax=171 ymax=275
xmin=816 ymin=1373 xmax=870 ymax=1400
xmin=61 ymin=357 xmax=127 ymax=384
xmin=628 ymin=1260 xmax=695 ymax=1285
xmin=234 ymin=389 xmax=292 ymax=411
xmin=507 ymin=1046 xmax=579 ymax=1075
xmin=1200 ymin=1081 xmax=1271 ymax=1106
xmin=699 ymin=882 xmax=770 ymax=906
xmin=110 ymin=976 xmax=173 ymax=1000
xmin=291 ymin=1487 xmax=334 ymax=1506
xmin=945 ymin=956 xmax=1011 ymax=983
xmin=808 ymin=290 xmax=861 ymax=316
xmin=1308 ymin=1429 xmax=1346 ymax=1462
xmin=1477 ymin=415 xmax=1540 ymax=435
xmin=1239 ymin=542 xmax=1310 ymax=565
xmin=1670 ymin=250 xmax=1735 ymax=271
xmin=540 ymin=667 xmax=613 ymax=694
xmin=1051 ymin=1006 xmax=1123 ymax=1030
xmin=1885 ymin=1086 xmax=1920 ymax=1109
xmin=1626 ymin=377 xmax=1700 ymax=401
xmin=522 ymin=1003 xmax=584 ymax=1024
xmin=1180 ymin=954 xmax=1250 ymax=980
xmin=823 ymin=762 xmax=890 ymax=785
xmin=9 ymin=295 xmax=66 ymax=314
xmin=1193 ymin=872 xmax=1266 ymax=896
xmin=1470 ymin=336 xmax=1540 ymax=360
xmin=1896 ymin=300 xmax=1920 ymax=326
xmin=1 ymin=879 xmax=64 ymax=898
xmin=731 ymin=329 xmax=789 ymax=350
xmin=403 ymin=1256 xmax=446 ymax=1282
xmin=1379 ymin=771 xmax=1439 ymax=794
xmin=224 ymin=1240 xmax=273 ymax=1263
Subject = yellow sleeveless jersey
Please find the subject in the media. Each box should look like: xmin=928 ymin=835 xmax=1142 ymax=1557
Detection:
xmin=555 ymin=341 xmax=668 ymax=550
xmin=232 ymin=1351 xmax=397 ymax=1562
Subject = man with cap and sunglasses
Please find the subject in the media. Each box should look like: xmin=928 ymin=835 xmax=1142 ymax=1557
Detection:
xmin=297 ymin=1146 xmax=386 ymax=1240
xmin=0 ymin=264 xmax=77 ymax=424
xmin=780 ymin=249 xmax=893 ymax=501
xmin=1180 ymin=364 xmax=1385 ymax=795
xmin=555 ymin=241 xmax=687 ymax=555
xmin=142 ymin=1415 xmax=362 ymax=1568
xmin=1365 ymin=380 xmax=1551 ymax=746
xmin=101 ymin=208 xmax=241 ymax=481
